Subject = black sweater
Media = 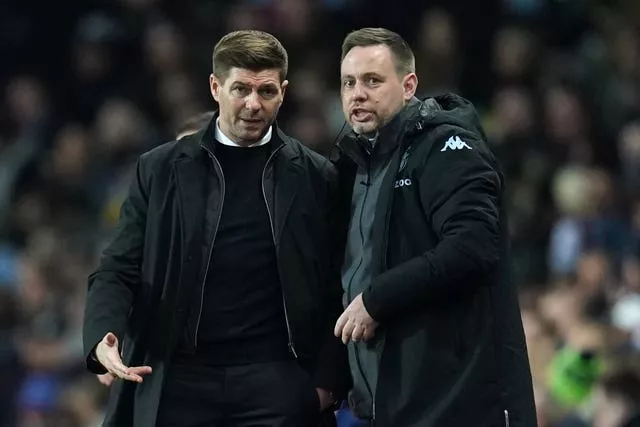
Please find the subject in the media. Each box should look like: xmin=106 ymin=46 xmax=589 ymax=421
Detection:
xmin=195 ymin=141 xmax=289 ymax=365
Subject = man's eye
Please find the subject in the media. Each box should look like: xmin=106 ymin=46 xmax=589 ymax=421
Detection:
xmin=260 ymin=89 xmax=277 ymax=98
xmin=367 ymin=78 xmax=379 ymax=85
xmin=343 ymin=80 xmax=354 ymax=88
xmin=232 ymin=87 xmax=249 ymax=96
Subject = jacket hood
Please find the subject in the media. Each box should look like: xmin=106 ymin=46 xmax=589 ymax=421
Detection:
xmin=334 ymin=92 xmax=484 ymax=162
xmin=370 ymin=92 xmax=485 ymax=142
xmin=420 ymin=93 xmax=485 ymax=139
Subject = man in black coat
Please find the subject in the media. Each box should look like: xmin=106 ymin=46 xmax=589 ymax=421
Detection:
xmin=83 ymin=30 xmax=350 ymax=427
xmin=332 ymin=28 xmax=537 ymax=426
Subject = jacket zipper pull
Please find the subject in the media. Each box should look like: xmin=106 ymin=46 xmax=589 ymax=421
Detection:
xmin=288 ymin=342 xmax=298 ymax=359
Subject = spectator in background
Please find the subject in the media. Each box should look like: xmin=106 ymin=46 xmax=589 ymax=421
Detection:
xmin=83 ymin=30 xmax=349 ymax=427
xmin=592 ymin=363 xmax=640 ymax=427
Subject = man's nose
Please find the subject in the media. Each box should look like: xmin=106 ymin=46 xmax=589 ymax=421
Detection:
xmin=245 ymin=91 xmax=261 ymax=111
xmin=351 ymin=81 xmax=367 ymax=102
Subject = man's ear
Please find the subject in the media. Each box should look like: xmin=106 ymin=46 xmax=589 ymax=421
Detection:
xmin=210 ymin=73 xmax=221 ymax=102
xmin=280 ymin=80 xmax=289 ymax=101
xmin=402 ymin=73 xmax=418 ymax=101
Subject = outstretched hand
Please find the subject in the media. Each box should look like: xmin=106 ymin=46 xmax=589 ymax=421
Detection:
xmin=94 ymin=332 xmax=152 ymax=383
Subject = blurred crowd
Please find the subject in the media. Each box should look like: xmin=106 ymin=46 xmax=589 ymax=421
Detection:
xmin=1 ymin=0 xmax=640 ymax=426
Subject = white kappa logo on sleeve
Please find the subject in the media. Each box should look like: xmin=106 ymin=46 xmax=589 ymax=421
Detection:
xmin=440 ymin=136 xmax=472 ymax=151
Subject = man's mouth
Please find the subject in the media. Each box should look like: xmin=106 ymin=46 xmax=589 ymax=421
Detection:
xmin=351 ymin=109 xmax=373 ymax=122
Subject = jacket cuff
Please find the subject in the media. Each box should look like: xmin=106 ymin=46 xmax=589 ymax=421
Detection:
xmin=362 ymin=285 xmax=384 ymax=322
xmin=312 ymin=362 xmax=351 ymax=400
xmin=85 ymin=344 xmax=108 ymax=375
xmin=311 ymin=335 xmax=352 ymax=401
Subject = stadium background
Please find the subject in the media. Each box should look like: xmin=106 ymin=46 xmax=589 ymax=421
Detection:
xmin=1 ymin=0 xmax=640 ymax=425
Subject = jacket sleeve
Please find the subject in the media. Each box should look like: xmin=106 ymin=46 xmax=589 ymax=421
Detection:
xmin=311 ymin=161 xmax=352 ymax=400
xmin=82 ymin=158 xmax=149 ymax=373
xmin=362 ymin=131 xmax=502 ymax=322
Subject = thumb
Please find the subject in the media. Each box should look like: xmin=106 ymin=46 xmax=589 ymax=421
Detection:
xmin=105 ymin=332 xmax=118 ymax=348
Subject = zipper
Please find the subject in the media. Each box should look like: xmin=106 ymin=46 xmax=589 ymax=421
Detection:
xmin=261 ymin=145 xmax=298 ymax=358
xmin=347 ymin=162 xmax=376 ymax=422
xmin=362 ymin=147 xmax=404 ymax=421
xmin=193 ymin=148 xmax=226 ymax=349
xmin=378 ymin=146 xmax=404 ymax=271
xmin=504 ymin=409 xmax=509 ymax=427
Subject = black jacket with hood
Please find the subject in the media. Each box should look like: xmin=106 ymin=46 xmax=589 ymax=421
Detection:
xmin=333 ymin=93 xmax=537 ymax=427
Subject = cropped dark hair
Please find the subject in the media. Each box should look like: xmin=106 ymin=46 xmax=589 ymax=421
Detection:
xmin=212 ymin=30 xmax=288 ymax=83
xmin=341 ymin=27 xmax=415 ymax=75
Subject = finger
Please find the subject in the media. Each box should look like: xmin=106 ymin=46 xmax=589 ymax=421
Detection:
xmin=105 ymin=333 xmax=117 ymax=346
xmin=97 ymin=374 xmax=111 ymax=387
xmin=362 ymin=326 xmax=376 ymax=342
xmin=341 ymin=320 xmax=355 ymax=345
xmin=108 ymin=366 xmax=130 ymax=381
xmin=110 ymin=362 xmax=152 ymax=383
xmin=100 ymin=374 xmax=115 ymax=387
xmin=104 ymin=374 xmax=115 ymax=387
xmin=351 ymin=324 xmax=364 ymax=342
xmin=109 ymin=366 xmax=145 ymax=383
xmin=105 ymin=332 xmax=117 ymax=347
xmin=334 ymin=312 xmax=348 ymax=338
xmin=128 ymin=365 xmax=153 ymax=376
xmin=106 ymin=354 xmax=132 ymax=378
xmin=120 ymin=372 xmax=145 ymax=383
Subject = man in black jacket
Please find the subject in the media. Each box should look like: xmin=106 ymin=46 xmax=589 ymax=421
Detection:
xmin=332 ymin=28 xmax=537 ymax=427
xmin=83 ymin=30 xmax=350 ymax=427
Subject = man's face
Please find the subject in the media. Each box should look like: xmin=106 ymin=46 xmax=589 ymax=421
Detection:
xmin=340 ymin=45 xmax=417 ymax=136
xmin=210 ymin=67 xmax=287 ymax=145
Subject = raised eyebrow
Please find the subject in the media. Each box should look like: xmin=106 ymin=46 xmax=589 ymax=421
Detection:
xmin=362 ymin=72 xmax=383 ymax=80
xmin=340 ymin=73 xmax=380 ymax=81
xmin=231 ymin=82 xmax=278 ymax=90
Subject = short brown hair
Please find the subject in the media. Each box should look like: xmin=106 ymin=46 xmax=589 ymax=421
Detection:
xmin=341 ymin=28 xmax=415 ymax=76
xmin=212 ymin=30 xmax=288 ymax=83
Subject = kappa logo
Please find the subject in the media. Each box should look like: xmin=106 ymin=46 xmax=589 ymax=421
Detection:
xmin=440 ymin=135 xmax=472 ymax=152
xmin=394 ymin=178 xmax=412 ymax=188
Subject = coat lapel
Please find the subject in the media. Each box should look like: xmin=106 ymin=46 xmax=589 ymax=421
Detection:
xmin=172 ymin=120 xmax=216 ymax=260
xmin=172 ymin=155 xmax=207 ymax=265
xmin=272 ymin=137 xmax=303 ymax=244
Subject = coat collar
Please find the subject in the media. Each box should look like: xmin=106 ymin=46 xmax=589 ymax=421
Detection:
xmin=337 ymin=97 xmax=422 ymax=168
xmin=193 ymin=110 xmax=290 ymax=156
xmin=173 ymin=110 xmax=303 ymax=247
